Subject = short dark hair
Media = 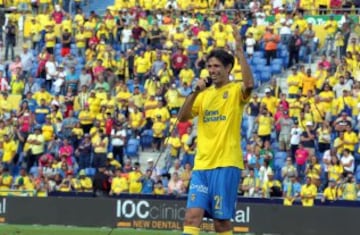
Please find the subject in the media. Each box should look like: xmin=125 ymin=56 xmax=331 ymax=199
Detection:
xmin=206 ymin=49 xmax=235 ymax=70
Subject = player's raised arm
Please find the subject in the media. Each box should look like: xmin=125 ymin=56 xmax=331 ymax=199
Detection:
xmin=232 ymin=24 xmax=254 ymax=99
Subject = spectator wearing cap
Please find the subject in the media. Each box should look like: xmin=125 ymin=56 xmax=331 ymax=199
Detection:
xmin=110 ymin=168 xmax=129 ymax=196
xmin=20 ymin=44 xmax=34 ymax=77
xmin=44 ymin=23 xmax=56 ymax=54
xmin=262 ymin=170 xmax=282 ymax=198
xmin=25 ymin=125 xmax=45 ymax=171
xmin=128 ymin=162 xmax=143 ymax=194
xmin=283 ymin=172 xmax=301 ymax=206
xmin=107 ymin=152 xmax=121 ymax=170
xmin=44 ymin=54 xmax=57 ymax=91
xmin=165 ymin=83 xmax=180 ymax=112
xmin=42 ymin=115 xmax=54 ymax=143
xmin=77 ymin=169 xmax=93 ymax=192
xmin=261 ymin=88 xmax=277 ymax=115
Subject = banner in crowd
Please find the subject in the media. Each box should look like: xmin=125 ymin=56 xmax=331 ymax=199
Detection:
xmin=266 ymin=14 xmax=359 ymax=25
xmin=0 ymin=196 xmax=359 ymax=234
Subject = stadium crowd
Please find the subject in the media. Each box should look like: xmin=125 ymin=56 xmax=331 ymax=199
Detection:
xmin=0 ymin=0 xmax=358 ymax=207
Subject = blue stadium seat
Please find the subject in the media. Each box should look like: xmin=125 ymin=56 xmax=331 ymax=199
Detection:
xmin=356 ymin=171 xmax=360 ymax=184
xmin=252 ymin=57 xmax=266 ymax=66
xmin=140 ymin=129 xmax=153 ymax=150
xmin=55 ymin=43 xmax=61 ymax=49
xmin=275 ymin=151 xmax=287 ymax=160
xmin=126 ymin=138 xmax=140 ymax=157
xmin=85 ymin=168 xmax=96 ymax=176
xmin=271 ymin=63 xmax=282 ymax=75
xmin=29 ymin=166 xmax=39 ymax=177
xmin=274 ymin=158 xmax=285 ymax=170
xmin=260 ymin=71 xmax=271 ymax=83
xmin=253 ymin=51 xmax=264 ymax=59
xmin=271 ymin=58 xmax=283 ymax=66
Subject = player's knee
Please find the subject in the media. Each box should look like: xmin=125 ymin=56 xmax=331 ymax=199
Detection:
xmin=214 ymin=219 xmax=232 ymax=233
xmin=183 ymin=210 xmax=203 ymax=227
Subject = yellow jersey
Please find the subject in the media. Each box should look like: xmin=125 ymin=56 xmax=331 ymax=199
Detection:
xmin=191 ymin=82 xmax=248 ymax=170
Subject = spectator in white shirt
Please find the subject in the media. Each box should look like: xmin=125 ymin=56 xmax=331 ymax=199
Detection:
xmin=20 ymin=44 xmax=34 ymax=76
xmin=341 ymin=149 xmax=354 ymax=173
xmin=245 ymin=32 xmax=256 ymax=58
xmin=45 ymin=54 xmax=57 ymax=91
xmin=111 ymin=124 xmax=127 ymax=167
xmin=333 ymin=76 xmax=351 ymax=98
xmin=290 ymin=119 xmax=302 ymax=161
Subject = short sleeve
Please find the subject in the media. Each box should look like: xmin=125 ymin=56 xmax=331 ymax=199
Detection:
xmin=191 ymin=93 xmax=204 ymax=117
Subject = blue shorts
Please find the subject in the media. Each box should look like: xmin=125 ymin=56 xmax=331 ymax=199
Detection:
xmin=186 ymin=167 xmax=241 ymax=220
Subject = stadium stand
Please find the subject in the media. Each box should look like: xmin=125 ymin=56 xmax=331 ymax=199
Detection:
xmin=0 ymin=0 xmax=358 ymax=206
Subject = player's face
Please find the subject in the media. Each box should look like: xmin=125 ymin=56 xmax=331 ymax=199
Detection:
xmin=207 ymin=57 xmax=231 ymax=87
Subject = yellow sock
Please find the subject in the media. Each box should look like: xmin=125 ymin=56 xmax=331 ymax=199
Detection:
xmin=217 ymin=231 xmax=233 ymax=235
xmin=183 ymin=226 xmax=200 ymax=235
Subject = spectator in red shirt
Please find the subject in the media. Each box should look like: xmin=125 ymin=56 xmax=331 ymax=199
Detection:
xmin=295 ymin=143 xmax=309 ymax=179
xmin=59 ymin=138 xmax=74 ymax=167
xmin=171 ymin=47 xmax=188 ymax=78
xmin=131 ymin=21 xmax=145 ymax=43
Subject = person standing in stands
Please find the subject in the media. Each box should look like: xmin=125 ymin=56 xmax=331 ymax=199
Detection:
xmin=4 ymin=19 xmax=17 ymax=61
xmin=178 ymin=26 xmax=254 ymax=235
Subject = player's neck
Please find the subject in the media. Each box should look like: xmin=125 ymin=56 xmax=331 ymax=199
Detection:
xmin=214 ymin=79 xmax=230 ymax=88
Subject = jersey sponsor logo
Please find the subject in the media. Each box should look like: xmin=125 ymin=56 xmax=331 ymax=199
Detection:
xmin=189 ymin=184 xmax=209 ymax=194
xmin=203 ymin=110 xmax=226 ymax=123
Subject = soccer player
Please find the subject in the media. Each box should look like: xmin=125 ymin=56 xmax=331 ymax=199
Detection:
xmin=178 ymin=26 xmax=254 ymax=235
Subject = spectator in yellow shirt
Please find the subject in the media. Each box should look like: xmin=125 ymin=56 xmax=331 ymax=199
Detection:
xmin=2 ymin=134 xmax=17 ymax=164
xmin=300 ymin=176 xmax=317 ymax=207
xmin=110 ymin=169 xmax=129 ymax=195
xmin=152 ymin=115 xmax=166 ymax=151
xmin=322 ymin=179 xmax=342 ymax=202
xmin=128 ymin=162 xmax=143 ymax=194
